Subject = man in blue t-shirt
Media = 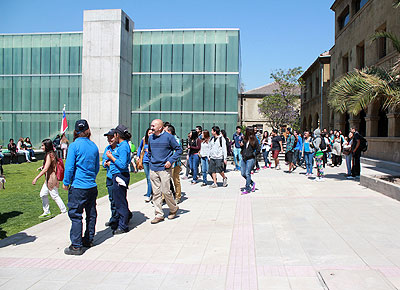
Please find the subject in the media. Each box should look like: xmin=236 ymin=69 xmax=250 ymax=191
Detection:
xmin=232 ymin=126 xmax=243 ymax=171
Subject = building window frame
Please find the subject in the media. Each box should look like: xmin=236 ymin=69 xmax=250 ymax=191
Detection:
xmin=338 ymin=6 xmax=350 ymax=31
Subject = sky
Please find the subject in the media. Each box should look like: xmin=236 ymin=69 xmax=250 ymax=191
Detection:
xmin=0 ymin=0 xmax=335 ymax=91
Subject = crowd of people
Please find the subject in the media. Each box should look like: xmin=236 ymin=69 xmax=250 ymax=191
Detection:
xmin=1 ymin=117 xmax=367 ymax=256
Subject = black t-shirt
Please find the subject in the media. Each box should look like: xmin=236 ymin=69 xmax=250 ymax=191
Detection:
xmin=352 ymin=132 xmax=361 ymax=150
xmin=271 ymin=136 xmax=282 ymax=151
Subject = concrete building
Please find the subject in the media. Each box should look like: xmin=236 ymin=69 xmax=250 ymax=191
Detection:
xmin=0 ymin=9 xmax=240 ymax=150
xmin=301 ymin=0 xmax=400 ymax=163
xmin=239 ymin=82 xmax=301 ymax=133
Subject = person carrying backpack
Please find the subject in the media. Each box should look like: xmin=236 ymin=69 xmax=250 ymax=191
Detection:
xmin=348 ymin=127 xmax=365 ymax=179
xmin=208 ymin=126 xmax=228 ymax=188
xmin=285 ymin=128 xmax=297 ymax=173
xmin=312 ymin=128 xmax=325 ymax=182
xmin=32 ymin=139 xmax=67 ymax=218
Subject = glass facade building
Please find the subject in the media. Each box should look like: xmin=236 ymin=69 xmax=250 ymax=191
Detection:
xmin=0 ymin=33 xmax=82 ymax=145
xmin=131 ymin=29 xmax=240 ymax=143
xmin=0 ymin=12 xmax=240 ymax=148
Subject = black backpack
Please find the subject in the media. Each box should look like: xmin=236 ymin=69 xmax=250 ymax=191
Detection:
xmin=359 ymin=135 xmax=368 ymax=152
xmin=319 ymin=137 xmax=327 ymax=151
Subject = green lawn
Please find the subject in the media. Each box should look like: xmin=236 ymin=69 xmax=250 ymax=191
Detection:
xmin=0 ymin=161 xmax=145 ymax=239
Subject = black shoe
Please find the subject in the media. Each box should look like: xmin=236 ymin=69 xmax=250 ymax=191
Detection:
xmin=113 ymin=227 xmax=129 ymax=235
xmin=105 ymin=221 xmax=117 ymax=227
xmin=128 ymin=211 xmax=133 ymax=221
xmin=82 ymin=239 xmax=94 ymax=248
xmin=64 ymin=245 xmax=83 ymax=255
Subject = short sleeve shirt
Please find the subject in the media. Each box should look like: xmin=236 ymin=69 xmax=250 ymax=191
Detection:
xmin=271 ymin=136 xmax=282 ymax=151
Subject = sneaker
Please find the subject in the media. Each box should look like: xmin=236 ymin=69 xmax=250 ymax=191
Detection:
xmin=275 ymin=165 xmax=281 ymax=170
xmin=181 ymin=176 xmax=188 ymax=180
xmin=251 ymin=182 xmax=256 ymax=192
xmin=241 ymin=190 xmax=250 ymax=195
xmin=191 ymin=181 xmax=197 ymax=185
xmin=38 ymin=212 xmax=51 ymax=218
xmin=64 ymin=245 xmax=83 ymax=256
xmin=223 ymin=178 xmax=228 ymax=187
xmin=175 ymin=198 xmax=181 ymax=204
xmin=346 ymin=176 xmax=355 ymax=180
xmin=262 ymin=166 xmax=267 ymax=169
xmin=314 ymin=177 xmax=320 ymax=181
xmin=201 ymin=183 xmax=207 ymax=187
xmin=210 ymin=183 xmax=218 ymax=188
xmin=144 ymin=196 xmax=151 ymax=203
xmin=268 ymin=164 xmax=272 ymax=168
xmin=151 ymin=217 xmax=165 ymax=224
xmin=113 ymin=228 xmax=129 ymax=235
xmin=168 ymin=207 xmax=179 ymax=220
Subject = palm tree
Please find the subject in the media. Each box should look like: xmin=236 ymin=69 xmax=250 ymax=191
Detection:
xmin=328 ymin=5 xmax=400 ymax=115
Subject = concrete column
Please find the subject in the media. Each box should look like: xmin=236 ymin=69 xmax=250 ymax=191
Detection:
xmin=365 ymin=116 xmax=379 ymax=137
xmin=349 ymin=116 xmax=361 ymax=131
xmin=387 ymin=113 xmax=400 ymax=137
xmin=81 ymin=9 xmax=134 ymax=151
xmin=334 ymin=122 xmax=346 ymax=132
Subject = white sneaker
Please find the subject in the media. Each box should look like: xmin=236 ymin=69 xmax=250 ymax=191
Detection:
xmin=145 ymin=196 xmax=151 ymax=202
xmin=222 ymin=178 xmax=228 ymax=187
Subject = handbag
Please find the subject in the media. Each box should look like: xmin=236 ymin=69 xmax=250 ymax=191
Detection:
xmin=136 ymin=150 xmax=145 ymax=170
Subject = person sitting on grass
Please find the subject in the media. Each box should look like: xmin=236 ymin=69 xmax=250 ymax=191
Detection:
xmin=32 ymin=139 xmax=67 ymax=218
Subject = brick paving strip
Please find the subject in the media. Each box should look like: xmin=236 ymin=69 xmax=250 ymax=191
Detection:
xmin=225 ymin=195 xmax=258 ymax=290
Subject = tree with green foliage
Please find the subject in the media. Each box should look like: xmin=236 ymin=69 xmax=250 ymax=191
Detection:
xmin=258 ymin=67 xmax=303 ymax=129
xmin=328 ymin=1 xmax=400 ymax=115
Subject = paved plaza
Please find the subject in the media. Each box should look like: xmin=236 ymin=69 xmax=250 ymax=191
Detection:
xmin=1 ymin=163 xmax=400 ymax=289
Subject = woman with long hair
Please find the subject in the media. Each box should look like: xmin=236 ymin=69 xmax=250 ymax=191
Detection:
xmin=32 ymin=139 xmax=67 ymax=218
xmin=60 ymin=134 xmax=69 ymax=159
xmin=24 ymin=137 xmax=36 ymax=161
xmin=137 ymin=128 xmax=153 ymax=202
xmin=106 ymin=124 xmax=132 ymax=234
xmin=240 ymin=127 xmax=260 ymax=194
xmin=17 ymin=137 xmax=30 ymax=162
xmin=188 ymin=129 xmax=201 ymax=184
xmin=199 ymin=130 xmax=211 ymax=186
xmin=261 ymin=131 xmax=271 ymax=168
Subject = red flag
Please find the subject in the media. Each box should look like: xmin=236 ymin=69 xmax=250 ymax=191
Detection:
xmin=60 ymin=105 xmax=68 ymax=134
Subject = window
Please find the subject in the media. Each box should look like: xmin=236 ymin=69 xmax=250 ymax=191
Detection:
xmin=309 ymin=80 xmax=313 ymax=99
xmin=342 ymin=55 xmax=349 ymax=74
xmin=354 ymin=0 xmax=368 ymax=14
xmin=125 ymin=17 xmax=129 ymax=32
xmin=377 ymin=27 xmax=387 ymax=59
xmin=315 ymin=76 xmax=320 ymax=95
xmin=338 ymin=6 xmax=350 ymax=30
xmin=356 ymin=42 xmax=365 ymax=69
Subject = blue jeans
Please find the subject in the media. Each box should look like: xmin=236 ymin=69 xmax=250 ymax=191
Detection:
xmin=143 ymin=162 xmax=152 ymax=197
xmin=241 ymin=158 xmax=255 ymax=192
xmin=262 ymin=150 xmax=270 ymax=166
xmin=345 ymin=153 xmax=352 ymax=176
xmin=201 ymin=157 xmax=209 ymax=184
xmin=304 ymin=152 xmax=314 ymax=174
xmin=106 ymin=178 xmax=118 ymax=225
xmin=67 ymin=186 xmax=98 ymax=248
xmin=189 ymin=154 xmax=200 ymax=182
xmin=233 ymin=147 xmax=242 ymax=170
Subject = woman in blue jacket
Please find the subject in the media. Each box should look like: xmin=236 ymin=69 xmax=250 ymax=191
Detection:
xmin=106 ymin=124 xmax=132 ymax=235
xmin=137 ymin=128 xmax=152 ymax=202
xmin=63 ymin=119 xmax=99 ymax=256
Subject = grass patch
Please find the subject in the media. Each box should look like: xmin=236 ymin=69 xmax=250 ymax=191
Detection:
xmin=0 ymin=161 xmax=145 ymax=239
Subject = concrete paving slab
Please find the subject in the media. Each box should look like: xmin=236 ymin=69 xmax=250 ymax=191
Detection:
xmin=319 ymin=269 xmax=397 ymax=290
xmin=2 ymin=162 xmax=400 ymax=289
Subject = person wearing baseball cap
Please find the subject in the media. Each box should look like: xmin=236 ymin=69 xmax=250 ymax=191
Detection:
xmin=102 ymin=128 xmax=119 ymax=230
xmin=63 ymin=119 xmax=99 ymax=255
xmin=105 ymin=124 xmax=133 ymax=234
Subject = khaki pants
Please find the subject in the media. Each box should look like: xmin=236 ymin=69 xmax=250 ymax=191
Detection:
xmin=172 ymin=165 xmax=182 ymax=200
xmin=150 ymin=168 xmax=178 ymax=218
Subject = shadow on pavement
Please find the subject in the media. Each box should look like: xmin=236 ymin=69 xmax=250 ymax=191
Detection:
xmin=0 ymin=232 xmax=37 ymax=248
xmin=162 ymin=208 xmax=190 ymax=219
xmin=129 ymin=211 xmax=149 ymax=229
